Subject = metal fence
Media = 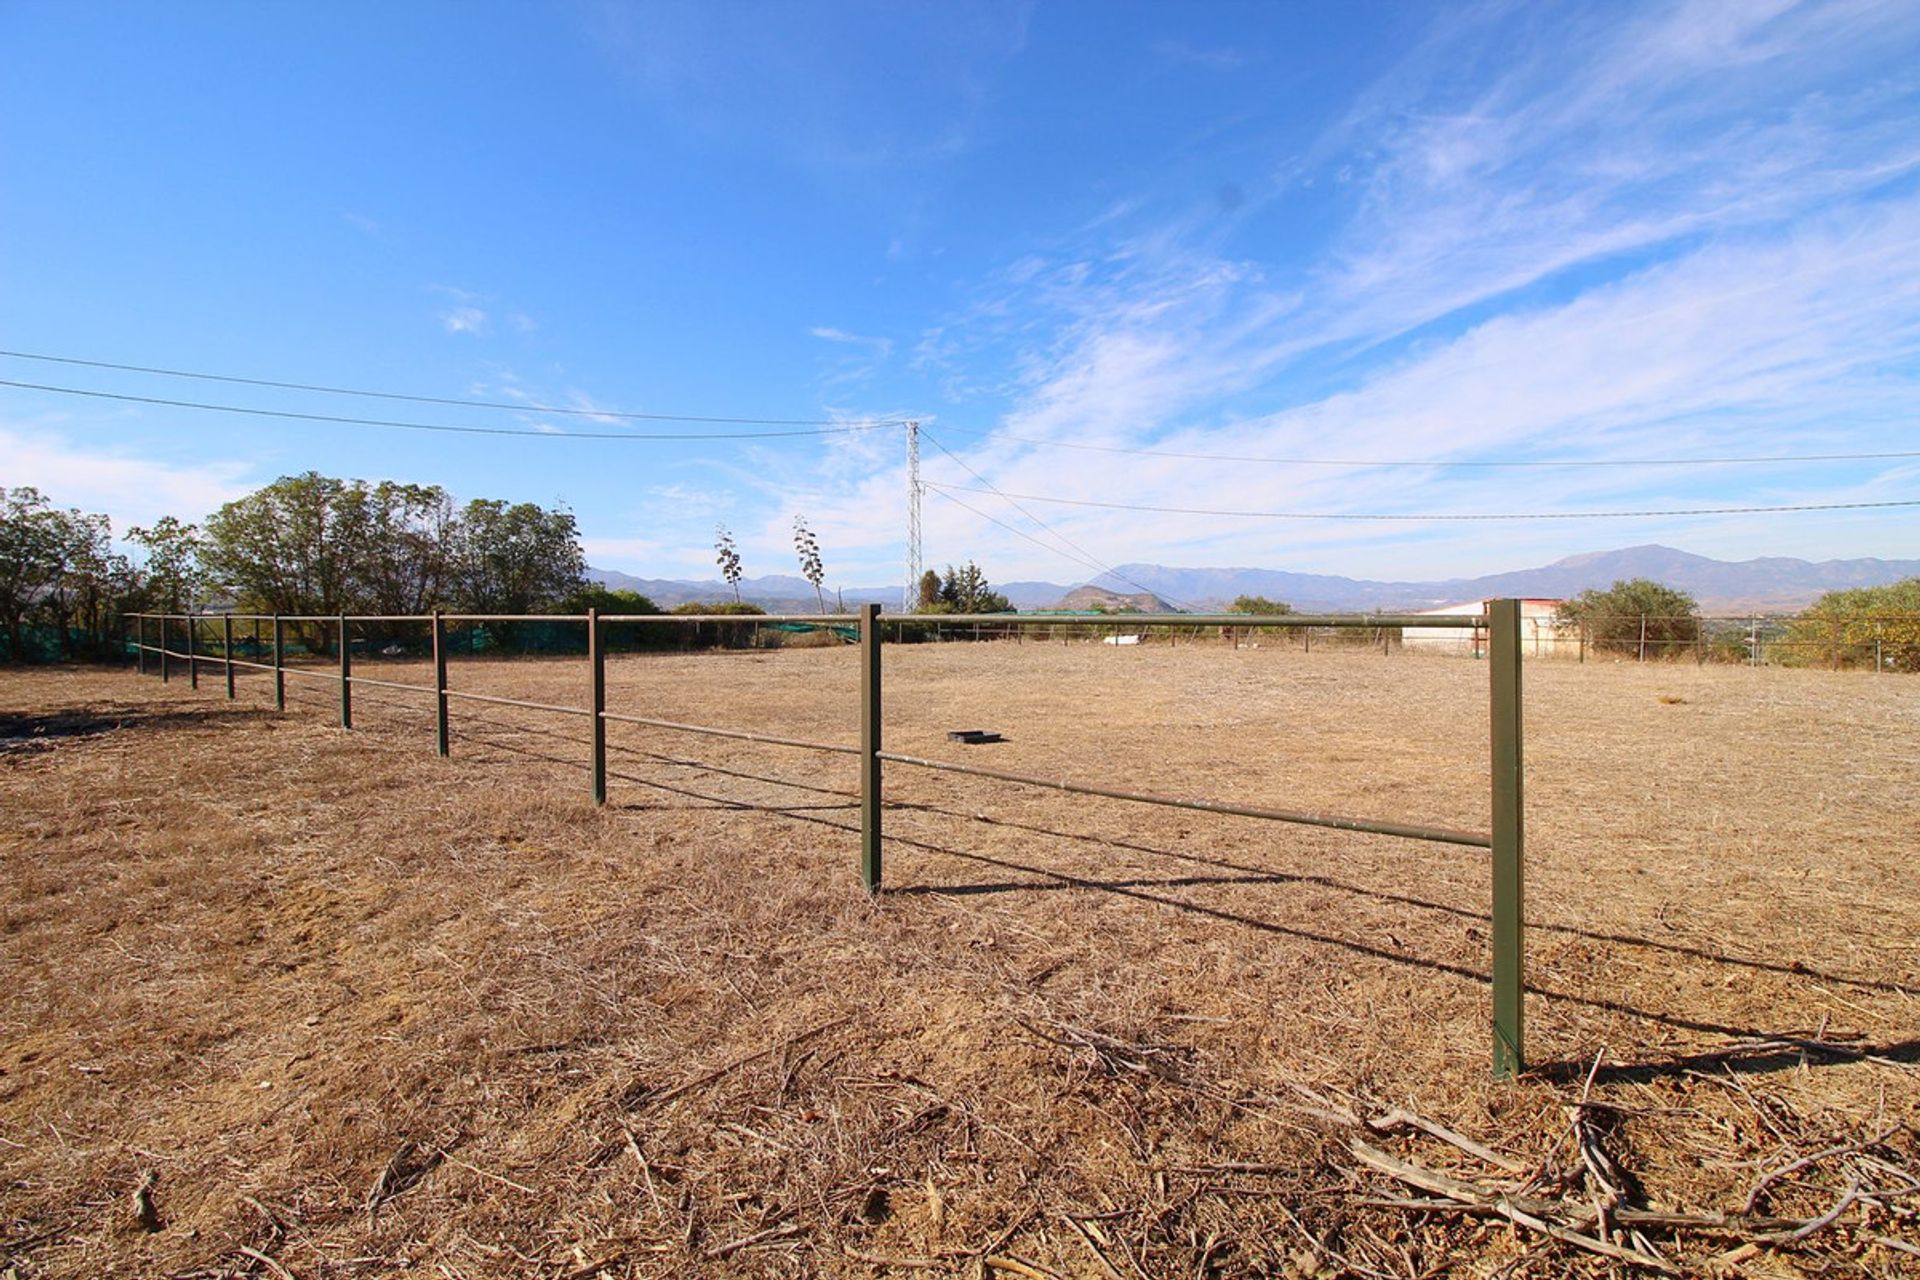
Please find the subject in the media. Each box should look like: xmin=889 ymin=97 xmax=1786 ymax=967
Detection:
xmin=1394 ymin=612 xmax=1920 ymax=669
xmin=127 ymin=602 xmax=1529 ymax=1078
xmin=1549 ymin=613 xmax=1920 ymax=671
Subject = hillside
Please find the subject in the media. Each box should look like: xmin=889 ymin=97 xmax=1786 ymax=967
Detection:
xmin=1089 ymin=545 xmax=1920 ymax=614
xmin=1047 ymin=584 xmax=1177 ymax=613
xmin=591 ymin=544 xmax=1920 ymax=617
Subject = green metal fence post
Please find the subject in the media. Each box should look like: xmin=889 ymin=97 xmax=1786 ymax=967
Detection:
xmin=136 ymin=615 xmax=147 ymax=676
xmin=187 ymin=615 xmax=198 ymax=689
xmin=860 ymin=602 xmax=883 ymax=893
xmin=272 ymin=615 xmax=285 ymax=711
xmin=160 ymin=617 xmax=171 ymax=683
xmin=338 ymin=614 xmax=352 ymax=729
xmin=589 ymin=608 xmax=606 ymax=805
xmin=433 ymin=609 xmax=449 ymax=757
xmin=1488 ymin=598 xmax=1526 ymax=1079
xmin=223 ymin=614 xmax=236 ymax=700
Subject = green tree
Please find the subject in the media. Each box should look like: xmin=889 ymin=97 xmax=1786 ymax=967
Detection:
xmin=40 ymin=508 xmax=117 ymax=658
xmin=1556 ymin=579 xmax=1700 ymax=657
xmin=561 ymin=584 xmax=661 ymax=616
xmin=127 ymin=516 xmax=204 ymax=614
xmin=1229 ymin=594 xmax=1294 ymax=615
xmin=201 ymin=472 xmax=368 ymax=616
xmin=0 ymin=487 xmax=67 ymax=660
xmin=0 ymin=488 xmax=142 ymax=660
xmin=451 ymin=498 xmax=586 ymax=614
xmin=1785 ymin=578 xmax=1920 ymax=671
xmin=356 ymin=482 xmax=457 ymax=616
xmin=934 ymin=561 xmax=1011 ymax=614
xmin=671 ymin=599 xmax=765 ymax=649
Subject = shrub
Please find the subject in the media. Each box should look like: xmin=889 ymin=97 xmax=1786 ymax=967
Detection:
xmin=1556 ymin=579 xmax=1699 ymax=658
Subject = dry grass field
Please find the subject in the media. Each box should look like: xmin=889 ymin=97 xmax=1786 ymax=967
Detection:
xmin=2 ymin=641 xmax=1917 ymax=1278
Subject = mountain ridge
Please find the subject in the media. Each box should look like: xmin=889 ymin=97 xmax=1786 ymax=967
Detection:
xmin=590 ymin=544 xmax=1920 ymax=615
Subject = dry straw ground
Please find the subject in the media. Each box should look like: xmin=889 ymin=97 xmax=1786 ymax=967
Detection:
xmin=2 ymin=640 xmax=1916 ymax=1278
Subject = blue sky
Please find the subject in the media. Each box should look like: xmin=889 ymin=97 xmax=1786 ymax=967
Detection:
xmin=3 ymin=0 xmax=1918 ymax=591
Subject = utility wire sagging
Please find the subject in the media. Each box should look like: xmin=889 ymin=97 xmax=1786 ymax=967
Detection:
xmin=0 ymin=348 xmax=907 ymax=426
xmin=919 ymin=429 xmax=1197 ymax=610
xmin=5 ymin=348 xmax=1916 ymax=469
xmin=0 ymin=380 xmax=891 ymax=442
xmin=923 ymin=480 xmax=1920 ymax=522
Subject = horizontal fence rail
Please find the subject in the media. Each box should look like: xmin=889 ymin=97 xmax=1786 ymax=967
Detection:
xmin=127 ymin=603 xmax=1529 ymax=1078
xmin=873 ymin=750 xmax=1493 ymax=847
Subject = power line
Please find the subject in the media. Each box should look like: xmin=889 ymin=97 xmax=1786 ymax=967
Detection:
xmin=0 ymin=348 xmax=906 ymax=427
xmin=10 ymin=347 xmax=1912 ymax=469
xmin=0 ymin=379 xmax=891 ymax=441
xmin=924 ymin=480 xmax=1920 ymax=521
xmin=920 ymin=429 xmax=1196 ymax=609
xmin=930 ymin=423 xmax=1920 ymax=469
xmin=925 ymin=487 xmax=1118 ymax=583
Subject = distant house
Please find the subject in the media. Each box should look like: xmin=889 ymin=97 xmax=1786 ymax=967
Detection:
xmin=1399 ymin=598 xmax=1576 ymax=658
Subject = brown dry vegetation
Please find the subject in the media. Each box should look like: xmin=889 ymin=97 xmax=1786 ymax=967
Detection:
xmin=2 ymin=641 xmax=1917 ymax=1279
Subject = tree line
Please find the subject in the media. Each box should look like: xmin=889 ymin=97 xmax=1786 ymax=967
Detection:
xmin=2 ymin=473 xmax=587 ymax=661
xmin=1558 ymin=577 xmax=1920 ymax=669
xmin=2 ymin=471 xmax=1029 ymax=662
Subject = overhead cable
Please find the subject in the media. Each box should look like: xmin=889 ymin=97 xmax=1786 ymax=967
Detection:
xmin=920 ymin=429 xmax=1195 ymax=608
xmin=0 ymin=349 xmax=905 ymax=427
xmin=0 ymin=379 xmax=891 ymax=441
xmin=924 ymin=480 xmax=1920 ymax=521
xmin=928 ymin=423 xmax=1920 ymax=469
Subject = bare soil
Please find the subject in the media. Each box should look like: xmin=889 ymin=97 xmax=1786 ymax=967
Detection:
xmin=2 ymin=643 xmax=1916 ymax=1277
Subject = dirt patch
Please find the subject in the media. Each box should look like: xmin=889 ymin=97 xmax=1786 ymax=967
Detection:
xmin=1 ymin=650 xmax=1915 ymax=1276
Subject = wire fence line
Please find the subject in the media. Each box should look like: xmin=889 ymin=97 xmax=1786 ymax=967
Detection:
xmin=127 ymin=602 xmax=1532 ymax=1078
xmin=1399 ymin=612 xmax=1920 ymax=670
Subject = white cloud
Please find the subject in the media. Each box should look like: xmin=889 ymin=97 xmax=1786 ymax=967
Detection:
xmin=798 ymin=188 xmax=1920 ymax=583
xmin=441 ymin=305 xmax=489 ymax=335
xmin=808 ymin=326 xmax=896 ymax=390
xmin=0 ymin=425 xmax=254 ymax=533
xmin=854 ymin=0 xmax=1920 ymax=582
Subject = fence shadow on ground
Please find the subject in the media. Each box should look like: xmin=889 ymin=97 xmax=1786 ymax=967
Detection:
xmin=894 ymin=810 xmax=1920 ymax=1001
xmin=274 ymin=680 xmax=1920 ymax=1081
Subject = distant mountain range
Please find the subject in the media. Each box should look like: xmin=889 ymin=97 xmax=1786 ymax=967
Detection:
xmin=590 ymin=544 xmax=1920 ymax=616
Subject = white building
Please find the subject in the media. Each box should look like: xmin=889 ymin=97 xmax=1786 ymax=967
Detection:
xmin=1398 ymin=598 xmax=1577 ymax=658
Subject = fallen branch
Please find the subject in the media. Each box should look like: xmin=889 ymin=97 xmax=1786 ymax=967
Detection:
xmin=1351 ymin=1140 xmax=1676 ymax=1274
xmin=237 ymin=1245 xmax=298 ymax=1280
xmin=1359 ymin=1195 xmax=1817 ymax=1238
xmin=635 ymin=1016 xmax=851 ymax=1110
xmin=1743 ymin=1125 xmax=1900 ymax=1213
xmin=429 ymin=1144 xmax=539 ymax=1196
xmin=1060 ymin=1212 xmax=1125 ymax=1280
xmin=706 ymin=1221 xmax=805 ymax=1260
xmin=1369 ymin=1106 xmax=1527 ymax=1175
xmin=1755 ymin=1177 xmax=1863 ymax=1246
xmin=841 ymin=1243 xmax=944 ymax=1269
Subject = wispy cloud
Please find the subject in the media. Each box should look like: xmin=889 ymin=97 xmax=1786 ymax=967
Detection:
xmin=429 ymin=284 xmax=536 ymax=338
xmin=0 ymin=424 xmax=254 ymax=533
xmin=441 ymin=305 xmax=489 ymax=335
xmin=809 ymin=326 xmax=894 ymax=359
xmin=809 ymin=325 xmax=896 ymax=389
xmin=876 ymin=0 xmax=1920 ymax=580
